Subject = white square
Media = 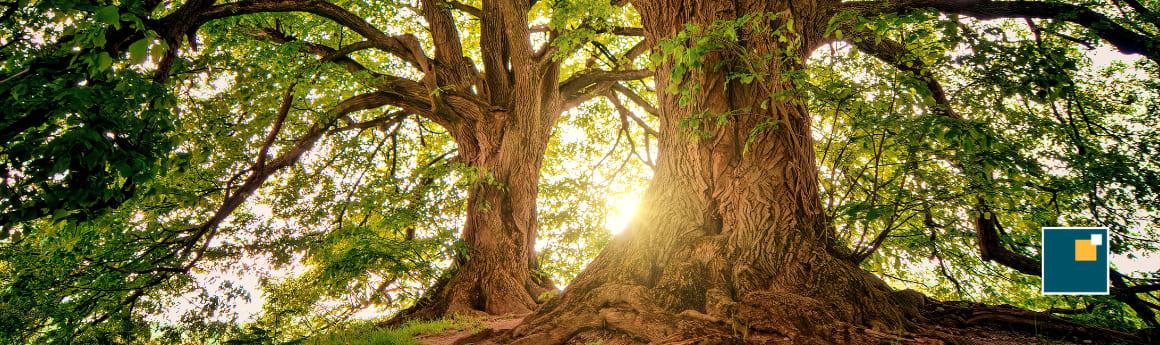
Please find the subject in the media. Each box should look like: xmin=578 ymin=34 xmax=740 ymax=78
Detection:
xmin=1090 ymin=234 xmax=1103 ymax=246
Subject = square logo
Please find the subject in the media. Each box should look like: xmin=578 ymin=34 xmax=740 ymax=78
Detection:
xmin=1042 ymin=227 xmax=1109 ymax=295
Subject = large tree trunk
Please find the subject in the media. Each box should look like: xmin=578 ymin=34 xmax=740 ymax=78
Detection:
xmin=396 ymin=111 xmax=556 ymax=320
xmin=402 ymin=118 xmax=557 ymax=319
xmin=490 ymin=0 xmax=923 ymax=343
xmin=397 ymin=11 xmax=564 ymax=316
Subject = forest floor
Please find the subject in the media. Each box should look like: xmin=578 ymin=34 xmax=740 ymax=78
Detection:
xmin=413 ymin=314 xmax=526 ymax=345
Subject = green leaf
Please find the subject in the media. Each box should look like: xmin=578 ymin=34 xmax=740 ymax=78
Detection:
xmin=95 ymin=6 xmax=121 ymax=29
xmin=128 ymin=39 xmax=150 ymax=65
xmin=96 ymin=52 xmax=113 ymax=72
xmin=150 ymin=40 xmax=169 ymax=64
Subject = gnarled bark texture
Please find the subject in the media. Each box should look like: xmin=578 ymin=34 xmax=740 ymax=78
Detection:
xmin=392 ymin=0 xmax=563 ymax=320
xmin=491 ymin=0 xmax=924 ymax=343
xmin=402 ymin=104 xmax=560 ymax=319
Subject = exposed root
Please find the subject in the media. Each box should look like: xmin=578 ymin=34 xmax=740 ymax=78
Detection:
xmin=922 ymin=301 xmax=1145 ymax=344
xmin=385 ymin=262 xmax=553 ymax=325
xmin=460 ymin=289 xmax=1147 ymax=345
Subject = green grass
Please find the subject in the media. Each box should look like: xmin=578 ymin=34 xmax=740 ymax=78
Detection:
xmin=300 ymin=315 xmax=483 ymax=345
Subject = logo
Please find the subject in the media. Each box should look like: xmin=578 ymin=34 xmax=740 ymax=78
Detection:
xmin=1041 ymin=227 xmax=1109 ymax=295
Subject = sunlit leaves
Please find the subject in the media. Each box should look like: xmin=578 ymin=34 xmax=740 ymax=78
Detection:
xmin=806 ymin=12 xmax=1159 ymax=329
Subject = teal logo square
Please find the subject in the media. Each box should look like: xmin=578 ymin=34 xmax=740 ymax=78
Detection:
xmin=1041 ymin=227 xmax=1109 ymax=295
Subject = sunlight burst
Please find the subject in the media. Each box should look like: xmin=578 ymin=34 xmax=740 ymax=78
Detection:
xmin=605 ymin=194 xmax=641 ymax=235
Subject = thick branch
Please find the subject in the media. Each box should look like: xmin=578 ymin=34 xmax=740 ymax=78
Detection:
xmin=253 ymin=27 xmax=471 ymax=125
xmin=421 ymin=0 xmax=481 ymax=95
xmin=494 ymin=1 xmax=536 ymax=72
xmin=974 ymin=201 xmax=1041 ymax=276
xmin=841 ymin=0 xmax=1160 ymax=62
xmin=559 ymin=69 xmax=652 ymax=110
xmin=612 ymin=83 xmax=659 ymax=116
xmin=480 ymin=0 xmax=513 ymax=104
xmin=199 ymin=0 xmax=434 ymax=70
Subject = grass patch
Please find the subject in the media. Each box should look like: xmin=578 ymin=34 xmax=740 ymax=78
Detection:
xmin=301 ymin=315 xmax=483 ymax=345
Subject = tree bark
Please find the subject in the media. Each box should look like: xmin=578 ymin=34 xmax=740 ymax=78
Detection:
xmin=393 ymin=0 xmax=567 ymax=318
xmin=400 ymin=108 xmax=558 ymax=319
xmin=488 ymin=0 xmax=924 ymax=343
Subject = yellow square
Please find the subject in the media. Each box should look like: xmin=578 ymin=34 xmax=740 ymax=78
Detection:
xmin=1075 ymin=239 xmax=1097 ymax=261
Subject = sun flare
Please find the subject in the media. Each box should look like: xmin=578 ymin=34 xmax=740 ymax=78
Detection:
xmin=604 ymin=193 xmax=642 ymax=235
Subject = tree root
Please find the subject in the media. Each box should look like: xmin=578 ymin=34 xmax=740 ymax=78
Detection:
xmin=923 ymin=301 xmax=1144 ymax=344
xmin=383 ymin=263 xmax=553 ymax=326
xmin=460 ymin=294 xmax=1148 ymax=344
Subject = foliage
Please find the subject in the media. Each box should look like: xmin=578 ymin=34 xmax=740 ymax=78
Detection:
xmin=1 ymin=0 xmax=177 ymax=236
xmin=805 ymin=10 xmax=1160 ymax=328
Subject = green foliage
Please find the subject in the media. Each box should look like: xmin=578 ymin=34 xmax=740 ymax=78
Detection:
xmin=1 ymin=0 xmax=177 ymax=237
xmin=806 ymin=10 xmax=1160 ymax=328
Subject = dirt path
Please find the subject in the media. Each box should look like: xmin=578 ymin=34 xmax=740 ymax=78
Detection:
xmin=415 ymin=314 xmax=526 ymax=345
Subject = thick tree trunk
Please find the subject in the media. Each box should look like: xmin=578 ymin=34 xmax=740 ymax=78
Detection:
xmin=397 ymin=108 xmax=559 ymax=319
xmin=488 ymin=0 xmax=924 ymax=343
xmin=397 ymin=27 xmax=564 ymax=317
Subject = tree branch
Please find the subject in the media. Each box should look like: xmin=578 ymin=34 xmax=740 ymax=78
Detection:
xmin=331 ymin=111 xmax=409 ymax=134
xmin=974 ymin=200 xmax=1041 ymax=276
xmin=494 ymin=1 xmax=536 ymax=71
xmin=253 ymin=27 xmax=475 ymax=125
xmin=448 ymin=0 xmax=482 ymax=17
xmin=479 ymin=0 xmax=513 ymax=104
xmin=845 ymin=33 xmax=960 ymax=120
xmin=559 ymin=69 xmax=652 ymax=110
xmin=198 ymin=0 xmax=434 ymax=70
xmin=531 ymin=24 xmax=645 ymax=37
xmin=1115 ymin=0 xmax=1160 ymax=29
xmin=421 ymin=0 xmax=482 ymax=96
xmin=606 ymin=91 xmax=658 ymax=137
xmin=255 ymin=28 xmax=375 ymax=74
xmin=256 ymin=81 xmax=299 ymax=170
xmin=612 ymin=83 xmax=659 ymax=116
xmin=840 ymin=0 xmax=1160 ymax=62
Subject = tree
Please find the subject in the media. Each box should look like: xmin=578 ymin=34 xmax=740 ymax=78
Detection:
xmin=1 ymin=0 xmax=652 ymax=341
xmin=495 ymin=1 xmax=1160 ymax=343
xmin=212 ymin=0 xmax=650 ymax=320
